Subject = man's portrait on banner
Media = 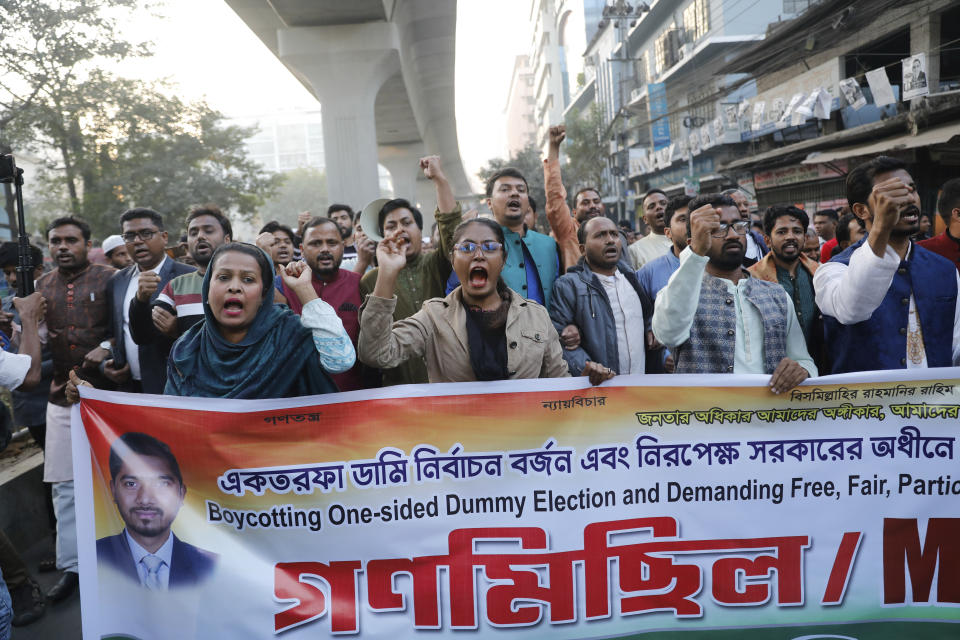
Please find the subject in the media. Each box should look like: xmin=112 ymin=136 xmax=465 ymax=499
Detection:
xmin=96 ymin=432 xmax=217 ymax=590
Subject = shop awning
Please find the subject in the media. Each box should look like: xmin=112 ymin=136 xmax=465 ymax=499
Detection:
xmin=802 ymin=123 xmax=960 ymax=165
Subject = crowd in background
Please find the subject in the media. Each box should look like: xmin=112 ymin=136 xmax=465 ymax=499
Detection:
xmin=0 ymin=127 xmax=958 ymax=631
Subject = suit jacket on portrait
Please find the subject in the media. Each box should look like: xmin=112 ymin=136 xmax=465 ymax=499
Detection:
xmin=96 ymin=531 xmax=217 ymax=589
xmin=109 ymin=259 xmax=196 ymax=394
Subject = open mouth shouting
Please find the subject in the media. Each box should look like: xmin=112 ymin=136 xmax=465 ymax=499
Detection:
xmin=899 ymin=206 xmax=920 ymax=225
xmin=506 ymin=197 xmax=523 ymax=215
xmin=315 ymin=252 xmax=335 ymax=269
xmin=222 ymin=297 xmax=245 ymax=317
xmin=468 ymin=265 xmax=489 ymax=290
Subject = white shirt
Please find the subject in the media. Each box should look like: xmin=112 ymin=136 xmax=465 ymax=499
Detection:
xmin=122 ymin=255 xmax=167 ymax=381
xmin=0 ymin=350 xmax=31 ymax=390
xmin=596 ymin=270 xmax=646 ymax=375
xmin=813 ymin=241 xmax=960 ymax=367
xmin=627 ymin=233 xmax=672 ymax=270
xmin=652 ymin=247 xmax=817 ymax=377
xmin=126 ymin=528 xmax=173 ymax=590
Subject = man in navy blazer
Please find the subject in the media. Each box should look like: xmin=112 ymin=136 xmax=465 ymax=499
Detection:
xmin=97 ymin=432 xmax=216 ymax=590
xmin=107 ymin=208 xmax=195 ymax=394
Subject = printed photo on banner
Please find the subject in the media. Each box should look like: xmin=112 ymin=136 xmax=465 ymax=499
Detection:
xmin=73 ymin=372 xmax=960 ymax=639
xmin=839 ymin=77 xmax=867 ymax=110
xmin=98 ymin=432 xmax=218 ymax=591
xmin=902 ymin=53 xmax=929 ymax=100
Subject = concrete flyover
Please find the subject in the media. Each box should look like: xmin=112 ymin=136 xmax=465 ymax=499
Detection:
xmin=224 ymin=0 xmax=472 ymax=210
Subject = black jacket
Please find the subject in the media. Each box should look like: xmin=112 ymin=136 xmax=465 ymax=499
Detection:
xmin=549 ymin=258 xmax=663 ymax=375
xmin=109 ymin=258 xmax=196 ymax=393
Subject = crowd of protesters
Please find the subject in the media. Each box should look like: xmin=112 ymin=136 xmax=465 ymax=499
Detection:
xmin=0 ymin=134 xmax=958 ymax=632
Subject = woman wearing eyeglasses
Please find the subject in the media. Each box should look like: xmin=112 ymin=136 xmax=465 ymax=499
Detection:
xmin=358 ymin=218 xmax=614 ymax=384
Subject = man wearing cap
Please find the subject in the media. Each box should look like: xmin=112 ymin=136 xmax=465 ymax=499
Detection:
xmin=102 ymin=235 xmax=132 ymax=270
xmin=359 ymin=155 xmax=462 ymax=386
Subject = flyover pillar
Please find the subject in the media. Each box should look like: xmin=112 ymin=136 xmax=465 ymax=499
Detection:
xmin=278 ymin=24 xmax=400 ymax=208
xmin=378 ymin=142 xmax=424 ymax=205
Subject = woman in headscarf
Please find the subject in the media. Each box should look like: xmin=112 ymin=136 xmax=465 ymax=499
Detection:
xmin=358 ymin=218 xmax=614 ymax=384
xmin=165 ymin=242 xmax=355 ymax=398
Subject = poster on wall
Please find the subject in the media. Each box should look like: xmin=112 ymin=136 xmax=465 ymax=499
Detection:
xmin=839 ymin=77 xmax=867 ymax=109
xmin=866 ymin=67 xmax=896 ymax=107
xmin=902 ymin=53 xmax=930 ymax=100
xmin=751 ymin=101 xmax=766 ymax=131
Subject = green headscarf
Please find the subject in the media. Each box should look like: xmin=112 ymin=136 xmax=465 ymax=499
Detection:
xmin=165 ymin=243 xmax=336 ymax=398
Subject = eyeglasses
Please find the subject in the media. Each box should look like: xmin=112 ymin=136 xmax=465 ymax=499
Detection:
xmin=453 ymin=241 xmax=503 ymax=255
xmin=711 ymin=221 xmax=750 ymax=238
xmin=122 ymin=229 xmax=159 ymax=243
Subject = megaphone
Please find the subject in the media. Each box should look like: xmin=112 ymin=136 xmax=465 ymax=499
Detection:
xmin=356 ymin=198 xmax=435 ymax=242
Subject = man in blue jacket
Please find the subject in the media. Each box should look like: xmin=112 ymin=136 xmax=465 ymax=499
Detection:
xmin=549 ymin=216 xmax=658 ymax=376
xmin=814 ymin=156 xmax=960 ymax=372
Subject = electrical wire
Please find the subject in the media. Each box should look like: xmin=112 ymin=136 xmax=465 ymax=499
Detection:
xmin=614 ymin=0 xmax=951 ymax=134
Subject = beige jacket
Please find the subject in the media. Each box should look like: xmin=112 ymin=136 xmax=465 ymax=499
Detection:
xmin=359 ymin=287 xmax=570 ymax=383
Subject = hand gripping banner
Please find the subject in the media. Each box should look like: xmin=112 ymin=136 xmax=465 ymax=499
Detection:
xmin=72 ymin=369 xmax=960 ymax=639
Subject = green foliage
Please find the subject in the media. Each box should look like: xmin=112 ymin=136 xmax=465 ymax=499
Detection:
xmin=0 ymin=0 xmax=278 ymax=239
xmin=476 ymin=144 xmax=546 ymax=215
xmin=563 ymin=104 xmax=607 ymax=196
xmin=257 ymin=167 xmax=328 ymax=228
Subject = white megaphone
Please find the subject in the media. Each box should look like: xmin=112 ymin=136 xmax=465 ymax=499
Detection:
xmin=356 ymin=197 xmax=435 ymax=242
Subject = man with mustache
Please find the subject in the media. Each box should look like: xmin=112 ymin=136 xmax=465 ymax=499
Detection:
xmin=628 ymin=189 xmax=673 ymax=270
xmin=637 ymin=195 xmax=692 ymax=302
xmin=97 ymin=432 xmax=216 ymax=589
xmin=652 ymin=193 xmax=815 ymax=394
xmin=549 ymin=216 xmax=655 ymax=377
xmin=277 ymin=217 xmax=365 ymax=391
xmin=814 ymin=156 xmax=960 ymax=372
xmin=721 ymin=187 xmax=768 ymax=267
xmin=145 ymin=205 xmax=232 ymax=340
xmin=111 ymin=208 xmax=196 ymax=394
xmin=748 ymin=206 xmax=824 ymax=369
xmin=36 ymin=217 xmax=119 ymax=602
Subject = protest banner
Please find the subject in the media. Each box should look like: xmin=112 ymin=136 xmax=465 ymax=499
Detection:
xmin=73 ymin=369 xmax=960 ymax=639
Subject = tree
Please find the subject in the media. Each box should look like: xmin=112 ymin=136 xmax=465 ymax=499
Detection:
xmin=563 ymin=104 xmax=607 ymax=197
xmin=257 ymin=167 xmax=328 ymax=228
xmin=476 ymin=144 xmax=546 ymax=227
xmin=0 ymin=0 xmax=149 ymax=232
xmin=0 ymin=0 xmax=278 ymax=239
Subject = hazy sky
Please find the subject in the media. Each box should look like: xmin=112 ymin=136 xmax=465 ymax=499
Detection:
xmin=115 ymin=0 xmax=528 ymax=192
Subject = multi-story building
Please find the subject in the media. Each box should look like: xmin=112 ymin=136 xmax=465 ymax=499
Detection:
xmin=504 ymin=56 xmax=537 ymax=156
xmin=528 ymin=0 xmax=600 ymax=152
xmin=719 ymin=0 xmax=960 ymax=216
xmin=231 ymin=109 xmax=326 ymax=173
xmin=565 ymin=1 xmax=819 ymax=223
xmin=230 ymin=109 xmax=393 ymax=194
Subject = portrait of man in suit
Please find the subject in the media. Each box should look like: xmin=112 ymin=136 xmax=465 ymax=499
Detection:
xmin=97 ymin=432 xmax=216 ymax=590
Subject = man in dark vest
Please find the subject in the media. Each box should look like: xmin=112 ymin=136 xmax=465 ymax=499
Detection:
xmin=814 ymin=156 xmax=959 ymax=373
xmin=652 ymin=193 xmax=816 ymax=394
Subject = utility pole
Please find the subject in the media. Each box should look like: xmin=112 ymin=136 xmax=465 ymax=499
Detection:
xmin=600 ymin=1 xmax=649 ymax=222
